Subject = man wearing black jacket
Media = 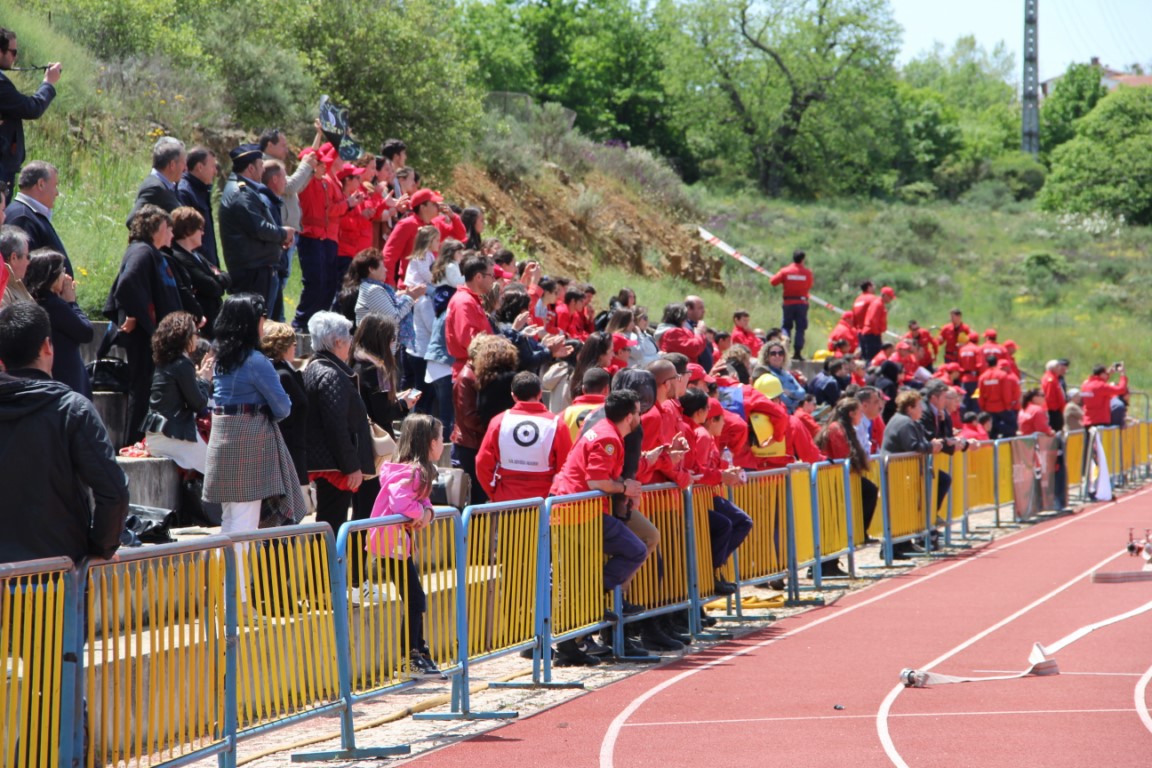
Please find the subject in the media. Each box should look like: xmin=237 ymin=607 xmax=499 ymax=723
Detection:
xmin=919 ymin=379 xmax=969 ymax=513
xmin=0 ymin=28 xmax=61 ymax=190
xmin=125 ymin=136 xmax=185 ymax=224
xmin=218 ymin=144 xmax=293 ymax=306
xmin=0 ymin=302 xmax=128 ymax=563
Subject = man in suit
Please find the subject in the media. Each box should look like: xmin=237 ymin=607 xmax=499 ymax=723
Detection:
xmin=177 ymin=146 xmax=219 ymax=267
xmin=126 ymin=136 xmax=185 ymax=224
xmin=0 ymin=28 xmax=62 ymax=190
xmin=218 ymin=144 xmax=293 ymax=306
xmin=3 ymin=160 xmax=70 ymax=275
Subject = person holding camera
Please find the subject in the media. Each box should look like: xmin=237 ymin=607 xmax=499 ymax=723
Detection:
xmin=1080 ymin=362 xmax=1128 ymax=429
xmin=0 ymin=28 xmax=61 ymax=190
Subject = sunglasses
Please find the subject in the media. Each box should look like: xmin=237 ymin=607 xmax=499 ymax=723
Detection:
xmin=767 ymin=350 xmax=785 ymax=357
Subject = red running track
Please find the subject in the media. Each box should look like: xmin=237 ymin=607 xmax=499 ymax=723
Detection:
xmin=398 ymin=489 xmax=1152 ymax=768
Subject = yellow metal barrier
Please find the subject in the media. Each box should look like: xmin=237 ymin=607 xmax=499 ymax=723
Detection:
xmin=996 ymin=440 xmax=1015 ymax=508
xmin=1065 ymin=430 xmax=1085 ymax=488
xmin=729 ymin=471 xmax=788 ymax=582
xmin=860 ymin=459 xmax=882 ymax=540
xmin=83 ymin=542 xmax=229 ymax=768
xmin=2 ymin=558 xmax=74 ymax=768
xmin=233 ymin=526 xmax=341 ymax=733
xmin=1099 ymin=427 xmax=1121 ymax=481
xmin=629 ymin=485 xmax=690 ymax=612
xmin=790 ymin=464 xmax=816 ymax=567
xmin=884 ymin=453 xmax=926 ymax=540
xmin=937 ymin=452 xmax=962 ymax=526
xmin=964 ymin=442 xmax=996 ymax=510
xmin=813 ymin=463 xmax=850 ymax=557
xmin=547 ymin=495 xmax=605 ymax=638
xmin=690 ymin=485 xmax=724 ymax=599
xmin=463 ymin=502 xmax=541 ymax=658
xmin=409 ymin=512 xmax=461 ymax=671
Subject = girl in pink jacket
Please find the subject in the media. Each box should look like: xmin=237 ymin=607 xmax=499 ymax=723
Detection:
xmin=367 ymin=414 xmax=444 ymax=676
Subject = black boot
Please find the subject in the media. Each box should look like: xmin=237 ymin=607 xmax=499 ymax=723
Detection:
xmin=640 ymin=618 xmax=684 ymax=651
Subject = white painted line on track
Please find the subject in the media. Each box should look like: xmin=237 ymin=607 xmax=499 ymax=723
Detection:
xmin=974 ymin=670 xmax=1144 ymax=676
xmin=625 ymin=708 xmax=1139 ymax=727
xmin=599 ymin=486 xmax=1152 ymax=768
xmin=876 ymin=548 xmax=1136 ymax=768
xmin=1136 ymin=663 xmax=1152 ymax=735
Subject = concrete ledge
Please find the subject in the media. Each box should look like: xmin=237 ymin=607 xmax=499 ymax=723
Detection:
xmin=117 ymin=456 xmax=180 ymax=510
xmin=94 ymin=392 xmax=128 ymax=449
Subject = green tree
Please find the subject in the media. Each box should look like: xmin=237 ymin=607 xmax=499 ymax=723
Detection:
xmin=889 ymin=83 xmax=963 ymax=187
xmin=1040 ymin=62 xmax=1108 ymax=161
xmin=902 ymin=36 xmax=1015 ymax=115
xmin=1040 ymin=86 xmax=1152 ymax=224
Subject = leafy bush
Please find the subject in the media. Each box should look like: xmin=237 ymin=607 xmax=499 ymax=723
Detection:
xmin=896 ymin=181 xmax=938 ymax=205
xmin=961 ymin=180 xmax=1014 ymax=210
xmin=988 ymin=152 xmax=1047 ymax=201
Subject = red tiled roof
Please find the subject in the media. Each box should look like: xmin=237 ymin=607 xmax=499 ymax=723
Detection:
xmin=1115 ymin=75 xmax=1152 ymax=87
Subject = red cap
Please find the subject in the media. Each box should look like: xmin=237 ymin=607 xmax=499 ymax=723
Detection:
xmin=984 ymin=327 xmax=998 ymax=340
xmin=336 ymin=166 xmax=365 ymax=181
xmin=1004 ymin=340 xmax=1017 ymax=353
xmin=688 ymin=362 xmax=716 ymax=384
xmin=409 ymin=188 xmax=444 ymax=209
xmin=896 ymin=341 xmax=911 ymax=351
xmin=968 ymin=333 xmax=980 ymax=344
xmin=881 ymin=286 xmax=896 ymax=299
xmin=318 ymin=142 xmax=339 ymax=164
xmin=840 ymin=311 xmax=853 ymax=322
xmin=707 ymin=398 xmax=724 ymax=419
xmin=298 ymin=146 xmax=318 ymax=161
xmin=611 ymin=333 xmax=637 ymax=352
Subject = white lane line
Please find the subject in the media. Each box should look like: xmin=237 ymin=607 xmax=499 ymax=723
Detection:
xmin=1136 ymin=663 xmax=1152 ymax=735
xmin=626 ymin=708 xmax=1138 ymax=727
xmin=974 ymin=670 xmax=1144 ymax=676
xmin=876 ymin=548 xmax=1129 ymax=768
xmin=598 ymin=487 xmax=1151 ymax=768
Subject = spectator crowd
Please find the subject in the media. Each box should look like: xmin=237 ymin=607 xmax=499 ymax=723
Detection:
xmin=0 ymin=23 xmax=1137 ymax=667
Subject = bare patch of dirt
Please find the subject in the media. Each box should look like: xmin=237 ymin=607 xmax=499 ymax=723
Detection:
xmin=447 ymin=163 xmax=724 ymax=288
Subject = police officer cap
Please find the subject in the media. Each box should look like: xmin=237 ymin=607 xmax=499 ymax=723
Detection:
xmin=230 ymin=143 xmax=263 ymax=173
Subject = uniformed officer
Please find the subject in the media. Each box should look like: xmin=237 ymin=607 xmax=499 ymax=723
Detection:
xmin=476 ymin=371 xmax=572 ymax=502
xmin=218 ymin=143 xmax=294 ymax=306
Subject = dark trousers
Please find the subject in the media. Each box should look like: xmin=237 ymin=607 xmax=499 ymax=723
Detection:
xmin=431 ymin=374 xmax=454 ymax=439
xmin=378 ymin=556 xmax=427 ymax=651
xmin=934 ymin=469 xmax=951 ymax=513
xmin=124 ymin=330 xmax=153 ymax=446
xmin=293 ymin=236 xmax=334 ymax=330
xmin=962 ymin=381 xmax=978 ymax=413
xmin=451 ymin=444 xmax=489 ymax=506
xmin=782 ymin=303 xmax=809 ymax=356
xmin=990 ymin=411 xmax=1017 ymax=439
xmin=1048 ymin=409 xmax=1065 ymax=432
xmin=860 ymin=333 xmax=882 ymax=362
xmin=403 ymin=353 xmax=434 ymax=415
xmin=602 ymin=514 xmax=647 ymax=591
xmin=859 ymin=476 xmax=879 ymax=532
xmin=315 ymin=478 xmax=353 ymax=537
xmin=709 ymin=496 xmax=753 ymax=568
xmin=231 ymin=265 xmax=277 ymax=309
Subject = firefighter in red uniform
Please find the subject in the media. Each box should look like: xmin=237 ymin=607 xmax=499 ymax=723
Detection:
xmin=561 ymin=367 xmax=610 ymax=441
xmin=977 ymin=356 xmax=1020 ymax=438
xmin=827 ymin=311 xmax=858 ymax=354
xmin=860 ymin=286 xmax=895 ymax=362
xmin=1041 ymin=359 xmax=1069 ymax=431
xmin=748 ymin=374 xmax=825 ymax=468
xmin=936 ymin=309 xmax=971 ymax=365
xmin=904 ymin=320 xmax=938 ymax=370
xmin=1080 ymin=363 xmax=1128 ymax=428
xmin=769 ymin=249 xmax=813 ymax=360
xmin=957 ymin=332 xmax=981 ymax=410
xmin=980 ymin=328 xmax=1006 ymax=370
xmin=477 ymin=372 xmax=573 ymax=502
xmin=730 ymin=309 xmax=763 ymax=356
xmin=852 ymin=281 xmax=879 ymax=359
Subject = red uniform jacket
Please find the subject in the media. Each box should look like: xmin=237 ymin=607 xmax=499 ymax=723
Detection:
xmin=796 ymin=409 xmax=820 ymax=439
xmin=337 ymin=198 xmax=380 ymax=258
xmin=550 ymin=419 xmax=625 ymax=498
xmin=637 ymin=400 xmax=690 ymax=487
xmin=960 ymin=423 xmax=989 ymax=442
xmin=957 ymin=342 xmax=982 ymax=383
xmin=445 ymin=286 xmax=493 ymax=377
xmin=980 ymin=342 xmax=1006 ymax=370
xmin=977 ymin=368 xmax=1010 ymax=413
xmin=852 ymin=292 xmax=876 ymax=330
xmin=477 ymin=402 xmax=572 ymax=502
xmin=730 ymin=326 xmax=763 ymax=356
xmin=862 ymin=297 xmax=888 ymax=336
xmin=658 ymin=326 xmax=707 ymax=363
xmin=718 ymin=409 xmax=755 ymax=470
xmin=382 ymin=212 xmax=466 ymax=287
xmin=820 ymin=421 xmax=852 ymax=462
xmin=1080 ymin=374 xmax=1128 ymax=427
xmin=1017 ymin=404 xmax=1053 ymax=437
xmin=769 ymin=263 xmax=813 ymax=305
xmin=680 ymin=416 xmax=724 ymax=487
xmin=904 ymin=328 xmax=937 ymax=367
xmin=555 ymin=302 xmax=589 ymax=341
xmin=1041 ymin=371 xmax=1066 ymax=412
xmin=937 ymin=322 xmax=972 ymax=363
xmin=298 ymin=175 xmax=340 ymax=240
xmin=828 ymin=313 xmax=858 ymax=353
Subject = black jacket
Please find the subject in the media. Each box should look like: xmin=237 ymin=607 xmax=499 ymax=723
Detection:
xmin=0 ymin=74 xmax=55 ymax=176
xmin=167 ymin=243 xmax=229 ymax=337
xmin=141 ymin=357 xmax=210 ymax=442
xmin=177 ymin=172 xmax=218 ymax=267
xmin=0 ymin=369 xmax=128 ymax=563
xmin=920 ymin=403 xmax=960 ymax=455
xmin=3 ymin=197 xmax=71 ymax=276
xmin=218 ymin=174 xmax=285 ymax=274
xmin=103 ymin=241 xmax=184 ymax=336
xmin=126 ymin=172 xmax=182 ymax=226
xmin=273 ymin=359 xmax=309 ymax=481
xmin=881 ymin=413 xmax=933 ymax=455
xmin=302 ymin=351 xmax=375 ymax=475
xmin=40 ymin=293 xmax=94 ymax=400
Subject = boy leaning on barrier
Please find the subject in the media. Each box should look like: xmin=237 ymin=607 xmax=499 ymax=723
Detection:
xmin=549 ymin=389 xmax=648 ymax=666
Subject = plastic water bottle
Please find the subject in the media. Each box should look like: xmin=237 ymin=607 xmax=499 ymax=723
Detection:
xmin=721 ymin=448 xmax=733 ymax=468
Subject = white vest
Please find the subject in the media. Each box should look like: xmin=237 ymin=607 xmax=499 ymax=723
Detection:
xmin=497 ymin=412 xmax=558 ymax=473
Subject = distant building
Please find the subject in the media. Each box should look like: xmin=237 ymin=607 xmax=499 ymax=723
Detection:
xmin=1041 ymin=57 xmax=1151 ymax=98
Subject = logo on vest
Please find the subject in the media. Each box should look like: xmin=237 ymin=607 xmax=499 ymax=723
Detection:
xmin=498 ymin=413 xmax=558 ymax=473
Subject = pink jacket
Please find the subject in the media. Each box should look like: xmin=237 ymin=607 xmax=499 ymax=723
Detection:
xmin=367 ymin=462 xmax=433 ymax=558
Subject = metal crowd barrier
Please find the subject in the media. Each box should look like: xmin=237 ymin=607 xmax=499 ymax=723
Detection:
xmin=2 ymin=556 xmax=79 ymax=768
xmin=11 ymin=423 xmax=1152 ymax=766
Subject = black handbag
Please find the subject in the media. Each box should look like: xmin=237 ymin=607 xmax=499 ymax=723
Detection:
xmin=86 ymin=358 xmax=131 ymax=394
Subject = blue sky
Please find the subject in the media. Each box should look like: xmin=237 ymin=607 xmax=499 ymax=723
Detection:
xmin=889 ymin=0 xmax=1151 ymax=82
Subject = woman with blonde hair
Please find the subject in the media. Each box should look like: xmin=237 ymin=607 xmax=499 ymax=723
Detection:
xmin=261 ymin=320 xmax=311 ymax=510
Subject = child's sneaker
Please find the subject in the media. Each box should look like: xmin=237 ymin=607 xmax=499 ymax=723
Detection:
xmin=410 ymin=649 xmax=441 ymax=676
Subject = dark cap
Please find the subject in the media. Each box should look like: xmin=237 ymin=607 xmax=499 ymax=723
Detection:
xmin=229 ymin=144 xmax=262 ymax=172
